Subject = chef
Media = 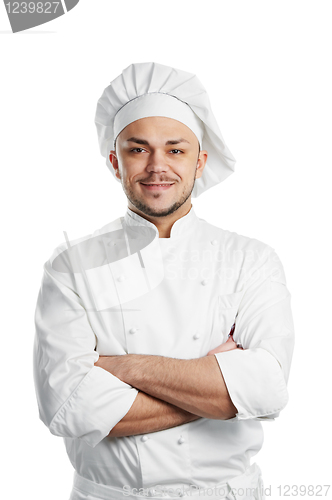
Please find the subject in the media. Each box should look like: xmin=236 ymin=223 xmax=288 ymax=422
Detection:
xmin=33 ymin=62 xmax=295 ymax=500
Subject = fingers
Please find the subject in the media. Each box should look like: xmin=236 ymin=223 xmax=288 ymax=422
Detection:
xmin=206 ymin=334 xmax=245 ymax=356
xmin=207 ymin=336 xmax=237 ymax=355
xmin=229 ymin=333 xmax=244 ymax=350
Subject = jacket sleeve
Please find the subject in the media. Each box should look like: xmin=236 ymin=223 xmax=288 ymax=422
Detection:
xmin=214 ymin=248 xmax=295 ymax=421
xmin=33 ymin=261 xmax=139 ymax=448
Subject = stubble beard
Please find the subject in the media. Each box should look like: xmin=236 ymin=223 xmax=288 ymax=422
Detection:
xmin=120 ymin=174 xmax=196 ymax=218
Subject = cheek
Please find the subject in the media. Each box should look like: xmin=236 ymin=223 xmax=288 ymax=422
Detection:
xmin=174 ymin=161 xmax=197 ymax=182
xmin=119 ymin=158 xmax=143 ymax=180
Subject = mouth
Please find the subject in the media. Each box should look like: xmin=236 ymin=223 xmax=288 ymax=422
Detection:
xmin=140 ymin=182 xmax=175 ymax=191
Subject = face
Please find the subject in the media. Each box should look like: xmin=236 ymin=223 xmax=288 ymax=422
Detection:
xmin=109 ymin=116 xmax=208 ymax=218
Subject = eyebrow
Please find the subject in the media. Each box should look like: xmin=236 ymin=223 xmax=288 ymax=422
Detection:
xmin=126 ymin=137 xmax=190 ymax=146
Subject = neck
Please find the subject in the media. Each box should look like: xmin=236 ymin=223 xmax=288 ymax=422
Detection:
xmin=127 ymin=200 xmax=192 ymax=238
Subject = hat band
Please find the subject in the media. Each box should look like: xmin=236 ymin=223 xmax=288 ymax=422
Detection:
xmin=113 ymin=92 xmax=204 ymax=147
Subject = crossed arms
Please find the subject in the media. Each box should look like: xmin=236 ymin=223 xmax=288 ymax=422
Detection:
xmin=94 ymin=335 xmax=241 ymax=438
xmin=34 ymin=250 xmax=294 ymax=448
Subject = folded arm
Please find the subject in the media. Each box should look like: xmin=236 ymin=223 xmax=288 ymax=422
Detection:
xmin=96 ymin=339 xmax=239 ymax=421
xmin=107 ymin=391 xmax=201 ymax=438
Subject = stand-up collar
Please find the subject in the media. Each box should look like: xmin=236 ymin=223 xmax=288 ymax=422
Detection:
xmin=123 ymin=204 xmax=199 ymax=239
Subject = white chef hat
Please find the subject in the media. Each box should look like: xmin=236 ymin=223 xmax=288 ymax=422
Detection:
xmin=94 ymin=62 xmax=236 ymax=198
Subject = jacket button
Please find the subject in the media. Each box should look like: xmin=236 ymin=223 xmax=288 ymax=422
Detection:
xmin=178 ymin=435 xmax=185 ymax=444
xmin=193 ymin=333 xmax=200 ymax=340
xmin=129 ymin=327 xmax=138 ymax=334
xmin=141 ymin=435 xmax=149 ymax=442
xmin=211 ymin=239 xmax=218 ymax=245
xmin=117 ymin=275 xmax=126 ymax=282
xmin=201 ymin=279 xmax=208 ymax=286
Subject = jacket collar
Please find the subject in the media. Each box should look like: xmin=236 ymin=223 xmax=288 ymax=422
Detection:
xmin=123 ymin=204 xmax=199 ymax=239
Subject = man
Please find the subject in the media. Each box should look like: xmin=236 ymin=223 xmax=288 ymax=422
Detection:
xmin=33 ymin=62 xmax=295 ymax=500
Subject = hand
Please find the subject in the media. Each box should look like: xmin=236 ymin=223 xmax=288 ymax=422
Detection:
xmin=206 ymin=334 xmax=244 ymax=356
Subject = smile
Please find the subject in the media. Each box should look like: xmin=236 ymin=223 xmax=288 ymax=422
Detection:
xmin=140 ymin=183 xmax=175 ymax=191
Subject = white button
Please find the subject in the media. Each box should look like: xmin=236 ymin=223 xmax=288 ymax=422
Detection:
xmin=117 ymin=275 xmax=126 ymax=282
xmin=201 ymin=279 xmax=208 ymax=286
xmin=141 ymin=435 xmax=149 ymax=442
xmin=193 ymin=333 xmax=200 ymax=340
xmin=129 ymin=327 xmax=138 ymax=334
xmin=178 ymin=435 xmax=185 ymax=444
xmin=211 ymin=239 xmax=218 ymax=245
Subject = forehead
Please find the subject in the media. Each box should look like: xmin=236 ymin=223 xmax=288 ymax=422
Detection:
xmin=117 ymin=116 xmax=198 ymax=144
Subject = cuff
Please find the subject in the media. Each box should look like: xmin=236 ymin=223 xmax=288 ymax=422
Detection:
xmin=214 ymin=348 xmax=289 ymax=420
xmin=49 ymin=366 xmax=139 ymax=448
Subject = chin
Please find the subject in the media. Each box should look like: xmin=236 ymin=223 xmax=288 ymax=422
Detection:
xmin=136 ymin=200 xmax=177 ymax=218
xmin=144 ymin=205 xmax=173 ymax=216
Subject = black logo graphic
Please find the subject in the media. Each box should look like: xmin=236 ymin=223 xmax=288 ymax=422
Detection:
xmin=4 ymin=0 xmax=80 ymax=33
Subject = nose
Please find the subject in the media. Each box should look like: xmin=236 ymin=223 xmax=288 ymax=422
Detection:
xmin=145 ymin=150 xmax=170 ymax=174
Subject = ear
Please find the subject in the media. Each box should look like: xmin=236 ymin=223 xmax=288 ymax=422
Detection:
xmin=195 ymin=150 xmax=208 ymax=180
xmin=109 ymin=150 xmax=121 ymax=180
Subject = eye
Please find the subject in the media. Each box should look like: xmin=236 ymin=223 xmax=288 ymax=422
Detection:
xmin=130 ymin=147 xmax=146 ymax=153
xmin=169 ymin=149 xmax=183 ymax=154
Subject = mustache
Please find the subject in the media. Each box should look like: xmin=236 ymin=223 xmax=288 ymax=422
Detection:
xmin=138 ymin=178 xmax=177 ymax=183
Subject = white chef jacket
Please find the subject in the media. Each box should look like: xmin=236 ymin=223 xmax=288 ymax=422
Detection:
xmin=33 ymin=205 xmax=295 ymax=499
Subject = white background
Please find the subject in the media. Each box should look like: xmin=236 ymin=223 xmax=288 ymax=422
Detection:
xmin=1 ymin=1 xmax=331 ymax=499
